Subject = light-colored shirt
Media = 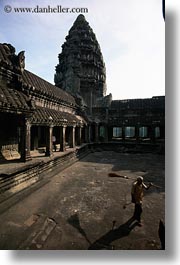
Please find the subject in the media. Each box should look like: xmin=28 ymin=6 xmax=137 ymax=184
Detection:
xmin=131 ymin=181 xmax=147 ymax=204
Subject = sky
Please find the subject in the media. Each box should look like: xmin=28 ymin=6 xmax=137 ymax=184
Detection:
xmin=0 ymin=0 xmax=165 ymax=100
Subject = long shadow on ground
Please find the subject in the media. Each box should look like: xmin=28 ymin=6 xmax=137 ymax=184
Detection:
xmin=88 ymin=217 xmax=138 ymax=250
xmin=67 ymin=214 xmax=138 ymax=250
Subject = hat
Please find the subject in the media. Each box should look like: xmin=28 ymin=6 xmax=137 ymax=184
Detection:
xmin=137 ymin=176 xmax=143 ymax=182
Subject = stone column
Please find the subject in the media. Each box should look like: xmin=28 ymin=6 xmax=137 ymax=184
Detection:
xmin=135 ymin=125 xmax=140 ymax=142
xmin=94 ymin=123 xmax=99 ymax=142
xmin=20 ymin=118 xmax=31 ymax=162
xmin=77 ymin=126 xmax=82 ymax=146
xmin=84 ymin=126 xmax=89 ymax=143
xmin=60 ymin=125 xmax=66 ymax=152
xmin=104 ymin=125 xmax=108 ymax=142
xmin=45 ymin=125 xmax=53 ymax=156
xmin=37 ymin=126 xmax=41 ymax=148
xmin=108 ymin=126 xmax=113 ymax=141
xmin=88 ymin=125 xmax=92 ymax=142
xmin=149 ymin=126 xmax=155 ymax=143
xmin=69 ymin=126 xmax=75 ymax=148
xmin=122 ymin=126 xmax=125 ymax=141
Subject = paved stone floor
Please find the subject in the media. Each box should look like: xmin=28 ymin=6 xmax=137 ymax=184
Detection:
xmin=0 ymin=151 xmax=165 ymax=250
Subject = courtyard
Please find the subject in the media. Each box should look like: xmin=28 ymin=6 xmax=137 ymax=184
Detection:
xmin=0 ymin=150 xmax=165 ymax=250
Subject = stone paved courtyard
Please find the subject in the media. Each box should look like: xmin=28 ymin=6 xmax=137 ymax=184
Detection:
xmin=0 ymin=151 xmax=165 ymax=250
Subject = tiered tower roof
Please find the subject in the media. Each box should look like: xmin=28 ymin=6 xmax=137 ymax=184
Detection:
xmin=55 ymin=15 xmax=107 ymax=111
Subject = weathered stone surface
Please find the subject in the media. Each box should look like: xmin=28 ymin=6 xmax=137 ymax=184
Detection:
xmin=0 ymin=151 xmax=164 ymax=250
xmin=0 ymin=145 xmax=90 ymax=207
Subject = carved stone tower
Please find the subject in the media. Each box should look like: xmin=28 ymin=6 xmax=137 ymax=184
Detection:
xmin=54 ymin=14 xmax=107 ymax=114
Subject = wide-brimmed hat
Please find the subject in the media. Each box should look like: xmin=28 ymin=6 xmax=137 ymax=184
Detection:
xmin=137 ymin=176 xmax=143 ymax=182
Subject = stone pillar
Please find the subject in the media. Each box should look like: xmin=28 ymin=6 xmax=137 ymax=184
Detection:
xmin=122 ymin=126 xmax=125 ymax=141
xmin=26 ymin=120 xmax=31 ymax=160
xmin=69 ymin=126 xmax=75 ymax=148
xmin=45 ymin=125 xmax=53 ymax=156
xmin=20 ymin=118 xmax=31 ymax=162
xmin=37 ymin=126 xmax=41 ymax=148
xmin=108 ymin=126 xmax=113 ymax=141
xmin=60 ymin=125 xmax=66 ymax=152
xmin=149 ymin=126 xmax=155 ymax=143
xmin=135 ymin=125 xmax=140 ymax=142
xmin=84 ymin=126 xmax=89 ymax=143
xmin=104 ymin=125 xmax=108 ymax=142
xmin=77 ymin=127 xmax=82 ymax=146
xmin=95 ymin=123 xmax=99 ymax=142
xmin=89 ymin=125 xmax=92 ymax=142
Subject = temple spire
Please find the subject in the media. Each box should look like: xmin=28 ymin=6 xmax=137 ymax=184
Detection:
xmin=55 ymin=15 xmax=107 ymax=114
xmin=75 ymin=14 xmax=85 ymax=21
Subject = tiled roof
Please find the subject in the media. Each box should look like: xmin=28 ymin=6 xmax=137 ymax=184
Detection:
xmin=22 ymin=70 xmax=76 ymax=106
xmin=0 ymin=83 xmax=32 ymax=112
xmin=0 ymin=43 xmax=77 ymax=107
xmin=31 ymin=106 xmax=84 ymax=126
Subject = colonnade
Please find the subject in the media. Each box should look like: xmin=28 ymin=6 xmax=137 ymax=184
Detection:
xmin=21 ymin=120 xmax=89 ymax=161
xmin=20 ymin=120 xmax=164 ymax=161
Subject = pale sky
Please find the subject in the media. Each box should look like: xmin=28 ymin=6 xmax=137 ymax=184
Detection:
xmin=0 ymin=0 xmax=165 ymax=100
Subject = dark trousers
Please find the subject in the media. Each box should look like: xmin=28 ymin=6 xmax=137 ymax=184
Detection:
xmin=53 ymin=142 xmax=56 ymax=152
xmin=133 ymin=203 xmax=142 ymax=222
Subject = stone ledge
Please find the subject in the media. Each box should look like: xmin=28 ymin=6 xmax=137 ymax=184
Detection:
xmin=0 ymin=144 xmax=90 ymax=210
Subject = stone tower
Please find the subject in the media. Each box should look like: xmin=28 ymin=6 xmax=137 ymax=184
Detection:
xmin=54 ymin=14 xmax=107 ymax=114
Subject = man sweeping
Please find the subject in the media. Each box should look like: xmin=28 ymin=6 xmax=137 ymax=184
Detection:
xmin=131 ymin=176 xmax=152 ymax=226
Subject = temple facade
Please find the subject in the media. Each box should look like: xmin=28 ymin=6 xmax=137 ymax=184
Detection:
xmin=0 ymin=15 xmax=165 ymax=163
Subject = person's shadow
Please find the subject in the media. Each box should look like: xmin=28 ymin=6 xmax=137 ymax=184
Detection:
xmin=67 ymin=213 xmax=92 ymax=245
xmin=88 ymin=217 xmax=138 ymax=250
xmin=67 ymin=214 xmax=138 ymax=250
